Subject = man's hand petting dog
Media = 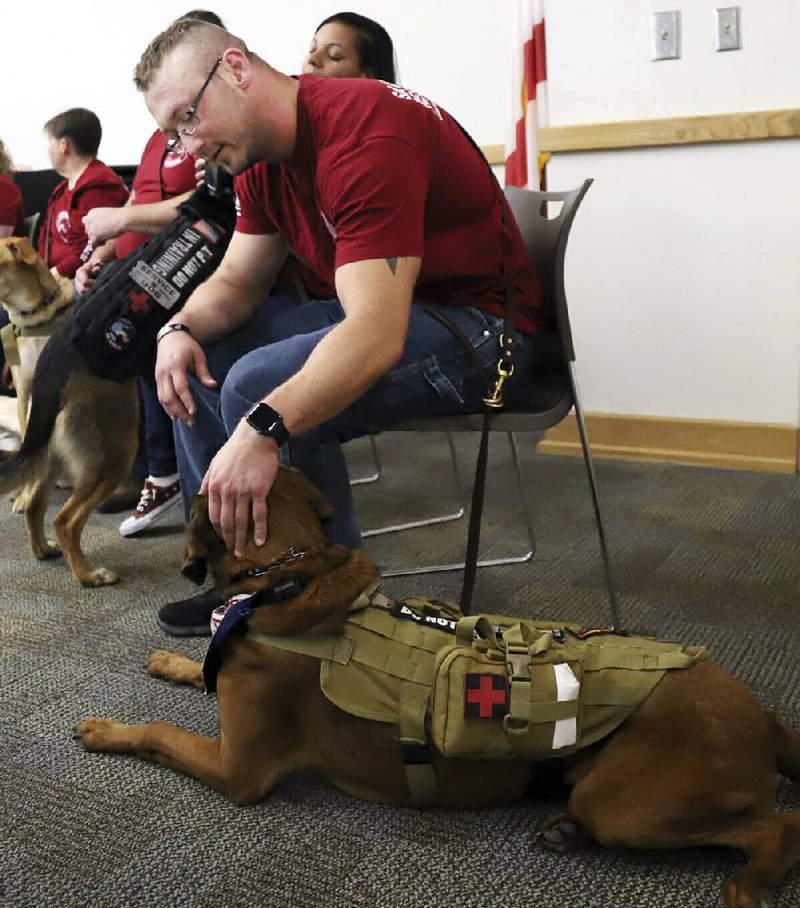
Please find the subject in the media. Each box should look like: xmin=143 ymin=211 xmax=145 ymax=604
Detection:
xmin=201 ymin=421 xmax=279 ymax=556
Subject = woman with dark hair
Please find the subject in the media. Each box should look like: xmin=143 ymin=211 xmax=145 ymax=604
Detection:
xmin=304 ymin=11 xmax=397 ymax=83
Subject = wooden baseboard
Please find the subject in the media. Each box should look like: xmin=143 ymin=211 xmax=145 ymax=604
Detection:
xmin=538 ymin=412 xmax=799 ymax=474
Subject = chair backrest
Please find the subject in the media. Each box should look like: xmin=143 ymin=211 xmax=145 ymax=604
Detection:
xmin=23 ymin=213 xmax=40 ymax=246
xmin=504 ymin=179 xmax=593 ymax=364
xmin=13 ymin=169 xmax=62 ymax=219
xmin=111 ymin=164 xmax=138 ymax=191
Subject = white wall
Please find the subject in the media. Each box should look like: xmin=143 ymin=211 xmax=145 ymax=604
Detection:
xmin=547 ymin=0 xmax=800 ymax=124
xmin=546 ymin=0 xmax=800 ymax=425
xmin=4 ymin=1 xmax=798 ymax=427
xmin=551 ymin=142 xmax=800 ymax=423
xmin=3 ymin=0 xmax=510 ymax=169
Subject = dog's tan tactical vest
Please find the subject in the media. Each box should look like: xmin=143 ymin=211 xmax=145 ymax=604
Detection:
xmin=247 ymin=588 xmax=706 ymax=806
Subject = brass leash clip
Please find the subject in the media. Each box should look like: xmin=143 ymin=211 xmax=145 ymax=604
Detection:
xmin=483 ymin=360 xmax=514 ymax=408
xmin=483 ymin=333 xmax=515 ymax=408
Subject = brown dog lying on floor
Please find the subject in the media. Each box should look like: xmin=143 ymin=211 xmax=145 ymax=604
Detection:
xmin=0 ymin=236 xmax=137 ymax=586
xmin=74 ymin=467 xmax=800 ymax=908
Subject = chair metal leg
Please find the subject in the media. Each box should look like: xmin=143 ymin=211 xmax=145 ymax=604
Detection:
xmin=349 ymin=436 xmax=382 ymax=486
xmin=362 ymin=432 xmax=465 ymax=538
xmin=508 ymin=430 xmax=536 ymax=562
xmin=380 ymin=431 xmax=534 ymax=576
xmin=569 ymin=363 xmax=622 ymax=631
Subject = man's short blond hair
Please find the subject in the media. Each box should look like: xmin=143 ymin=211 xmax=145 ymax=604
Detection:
xmin=134 ymin=18 xmax=250 ymax=91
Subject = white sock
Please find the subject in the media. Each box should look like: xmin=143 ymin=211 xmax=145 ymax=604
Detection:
xmin=149 ymin=473 xmax=179 ymax=488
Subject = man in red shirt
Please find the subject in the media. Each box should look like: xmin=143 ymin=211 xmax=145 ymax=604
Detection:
xmin=38 ymin=109 xmax=128 ymax=278
xmin=136 ymin=19 xmax=551 ymax=635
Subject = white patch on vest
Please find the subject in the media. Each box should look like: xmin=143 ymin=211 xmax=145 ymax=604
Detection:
xmin=551 ymin=662 xmax=580 ymax=749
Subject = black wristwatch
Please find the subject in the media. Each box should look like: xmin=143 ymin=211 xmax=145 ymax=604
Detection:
xmin=245 ymin=402 xmax=289 ymax=446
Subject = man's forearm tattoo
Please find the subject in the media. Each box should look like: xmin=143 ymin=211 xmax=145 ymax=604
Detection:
xmin=385 ymin=256 xmax=398 ymax=274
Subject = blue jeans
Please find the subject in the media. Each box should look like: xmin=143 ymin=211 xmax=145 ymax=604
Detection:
xmin=140 ymin=376 xmax=178 ymax=477
xmin=174 ymin=290 xmax=545 ymax=547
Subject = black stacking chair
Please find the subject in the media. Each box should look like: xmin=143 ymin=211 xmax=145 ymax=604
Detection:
xmin=369 ymin=179 xmax=619 ymax=626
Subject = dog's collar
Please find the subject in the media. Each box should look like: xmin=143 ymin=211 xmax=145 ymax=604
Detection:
xmin=13 ymin=290 xmax=71 ymax=332
xmin=228 ymin=544 xmax=326 ymax=583
xmin=27 ymin=287 xmax=59 ymax=317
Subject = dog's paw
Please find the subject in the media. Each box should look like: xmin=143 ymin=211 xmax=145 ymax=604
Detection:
xmin=79 ymin=567 xmax=119 ymax=587
xmin=720 ymin=880 xmax=774 ymax=908
xmin=73 ymin=717 xmax=133 ymax=752
xmin=148 ymin=650 xmax=204 ymax=688
xmin=34 ymin=540 xmax=62 ymax=560
xmin=537 ymin=814 xmax=589 ymax=853
xmin=147 ymin=649 xmax=184 ymax=678
xmin=11 ymin=492 xmax=28 ymax=514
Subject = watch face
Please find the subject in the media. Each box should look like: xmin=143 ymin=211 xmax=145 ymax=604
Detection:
xmin=246 ymin=403 xmax=288 ymax=444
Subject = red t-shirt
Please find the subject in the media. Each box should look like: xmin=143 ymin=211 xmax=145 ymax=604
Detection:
xmin=0 ymin=173 xmax=25 ymax=237
xmin=116 ymin=131 xmax=197 ymax=259
xmin=235 ymin=76 xmax=543 ymax=333
xmin=38 ymin=159 xmax=129 ymax=277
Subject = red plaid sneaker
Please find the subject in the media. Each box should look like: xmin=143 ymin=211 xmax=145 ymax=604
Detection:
xmin=118 ymin=477 xmax=181 ymax=537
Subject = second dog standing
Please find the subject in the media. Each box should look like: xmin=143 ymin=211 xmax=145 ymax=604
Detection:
xmin=0 ymin=237 xmax=138 ymax=585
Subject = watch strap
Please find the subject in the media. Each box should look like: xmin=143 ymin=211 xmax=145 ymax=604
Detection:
xmin=156 ymin=322 xmax=192 ymax=344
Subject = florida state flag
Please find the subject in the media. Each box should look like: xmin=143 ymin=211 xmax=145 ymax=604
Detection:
xmin=505 ymin=0 xmax=548 ymax=189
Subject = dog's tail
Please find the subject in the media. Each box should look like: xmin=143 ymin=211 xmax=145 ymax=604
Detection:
xmin=769 ymin=710 xmax=800 ymax=781
xmin=0 ymin=321 xmax=73 ymax=494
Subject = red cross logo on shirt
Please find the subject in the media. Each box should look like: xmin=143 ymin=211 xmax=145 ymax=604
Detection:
xmin=464 ymin=673 xmax=508 ymax=720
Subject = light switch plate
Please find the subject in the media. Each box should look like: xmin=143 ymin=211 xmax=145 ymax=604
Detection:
xmin=716 ymin=7 xmax=741 ymax=52
xmin=651 ymin=11 xmax=680 ymax=61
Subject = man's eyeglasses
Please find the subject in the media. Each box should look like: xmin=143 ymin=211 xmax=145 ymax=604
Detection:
xmin=166 ymin=57 xmax=223 ymax=152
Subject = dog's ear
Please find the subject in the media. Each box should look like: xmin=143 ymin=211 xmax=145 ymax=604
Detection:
xmin=181 ymin=495 xmax=219 ymax=585
xmin=8 ymin=238 xmax=38 ymax=267
xmin=181 ymin=550 xmax=208 ymax=586
xmin=282 ymin=466 xmax=334 ymax=520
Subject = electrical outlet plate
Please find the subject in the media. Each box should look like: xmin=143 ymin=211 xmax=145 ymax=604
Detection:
xmin=651 ymin=11 xmax=680 ymax=61
xmin=716 ymin=7 xmax=741 ymax=52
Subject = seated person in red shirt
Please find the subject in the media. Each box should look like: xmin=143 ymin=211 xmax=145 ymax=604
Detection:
xmin=0 ymin=138 xmax=25 ymax=240
xmin=38 ymin=108 xmax=128 ymax=278
xmin=137 ymin=20 xmax=548 ymax=635
xmin=74 ymin=9 xmax=225 ymax=539
xmin=0 ymin=136 xmax=26 ymax=397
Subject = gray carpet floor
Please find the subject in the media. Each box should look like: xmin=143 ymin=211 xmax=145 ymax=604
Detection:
xmin=3 ymin=433 xmax=800 ymax=907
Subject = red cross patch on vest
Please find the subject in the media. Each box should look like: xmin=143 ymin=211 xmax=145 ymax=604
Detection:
xmin=464 ymin=673 xmax=508 ymax=720
xmin=129 ymin=290 xmax=151 ymax=313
